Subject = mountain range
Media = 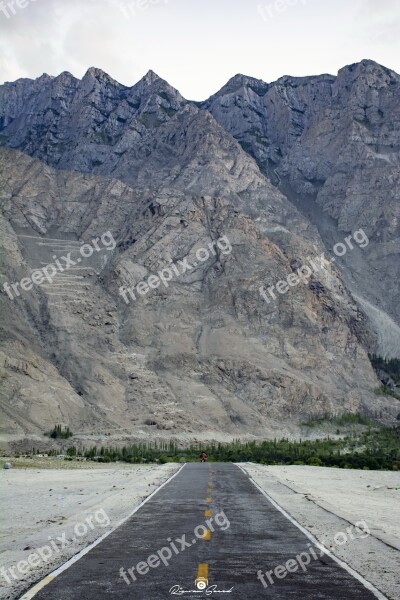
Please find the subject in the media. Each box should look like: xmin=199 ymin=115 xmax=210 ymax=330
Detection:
xmin=0 ymin=59 xmax=399 ymax=448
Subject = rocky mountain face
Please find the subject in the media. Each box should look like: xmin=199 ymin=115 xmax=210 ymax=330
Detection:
xmin=0 ymin=61 xmax=399 ymax=446
xmin=202 ymin=60 xmax=400 ymax=358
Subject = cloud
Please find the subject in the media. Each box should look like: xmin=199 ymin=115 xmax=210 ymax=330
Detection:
xmin=356 ymin=0 xmax=400 ymax=44
xmin=0 ymin=0 xmax=161 ymax=83
xmin=0 ymin=0 xmax=399 ymax=97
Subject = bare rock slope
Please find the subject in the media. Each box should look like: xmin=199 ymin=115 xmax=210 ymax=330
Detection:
xmin=202 ymin=60 xmax=400 ymax=357
xmin=0 ymin=62 xmax=399 ymax=443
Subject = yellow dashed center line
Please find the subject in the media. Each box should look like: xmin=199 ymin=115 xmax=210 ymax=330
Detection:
xmin=201 ymin=529 xmax=212 ymax=541
xmin=205 ymin=497 xmax=212 ymax=503
xmin=196 ymin=563 xmax=209 ymax=590
xmin=204 ymin=509 xmax=213 ymax=518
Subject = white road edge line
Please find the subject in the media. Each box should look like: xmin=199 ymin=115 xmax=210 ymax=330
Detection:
xmin=236 ymin=464 xmax=388 ymax=600
xmin=19 ymin=463 xmax=186 ymax=599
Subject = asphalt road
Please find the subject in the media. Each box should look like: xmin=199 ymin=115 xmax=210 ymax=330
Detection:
xmin=25 ymin=463 xmax=381 ymax=599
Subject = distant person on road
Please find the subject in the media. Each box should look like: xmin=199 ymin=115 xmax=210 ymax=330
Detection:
xmin=200 ymin=452 xmax=208 ymax=462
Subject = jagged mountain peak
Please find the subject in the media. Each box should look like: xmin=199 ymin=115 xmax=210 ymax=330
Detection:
xmin=336 ymin=58 xmax=400 ymax=85
xmin=340 ymin=58 xmax=394 ymax=73
xmin=228 ymin=73 xmax=268 ymax=88
xmin=36 ymin=73 xmax=55 ymax=83
xmin=7 ymin=72 xmax=54 ymax=86
xmin=130 ymin=69 xmax=184 ymax=101
xmin=142 ymin=69 xmax=163 ymax=84
xmin=56 ymin=70 xmax=77 ymax=80
xmin=206 ymin=73 xmax=269 ymax=101
xmin=82 ymin=66 xmax=124 ymax=88
xmin=85 ymin=66 xmax=104 ymax=77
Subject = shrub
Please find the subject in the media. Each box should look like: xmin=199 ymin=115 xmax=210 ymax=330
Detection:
xmin=49 ymin=424 xmax=73 ymax=439
xmin=307 ymin=456 xmax=323 ymax=466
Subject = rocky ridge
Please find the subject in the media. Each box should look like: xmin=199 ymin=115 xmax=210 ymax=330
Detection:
xmin=0 ymin=61 xmax=399 ymax=444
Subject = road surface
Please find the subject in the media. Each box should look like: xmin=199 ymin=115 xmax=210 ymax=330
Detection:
xmin=22 ymin=463 xmax=383 ymax=599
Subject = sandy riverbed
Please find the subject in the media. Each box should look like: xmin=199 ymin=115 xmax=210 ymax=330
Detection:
xmin=0 ymin=461 xmax=179 ymax=600
xmin=241 ymin=464 xmax=400 ymax=600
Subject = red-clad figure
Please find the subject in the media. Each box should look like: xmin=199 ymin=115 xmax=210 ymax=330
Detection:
xmin=200 ymin=452 xmax=208 ymax=462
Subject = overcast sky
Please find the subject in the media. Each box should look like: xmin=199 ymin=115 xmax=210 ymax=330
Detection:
xmin=1 ymin=0 xmax=399 ymax=99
